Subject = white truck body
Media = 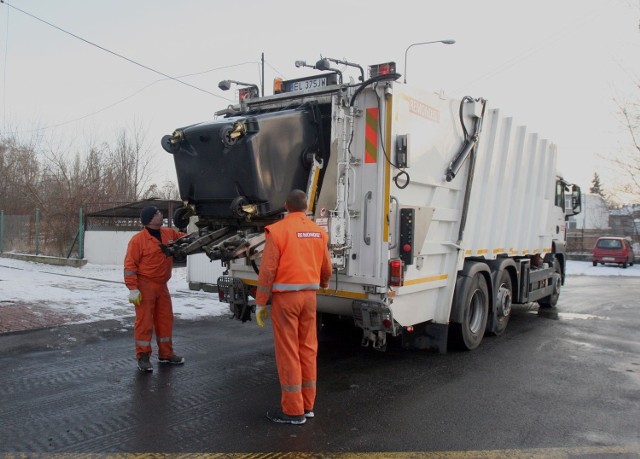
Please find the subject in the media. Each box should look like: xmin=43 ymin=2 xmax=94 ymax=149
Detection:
xmin=163 ymin=59 xmax=581 ymax=352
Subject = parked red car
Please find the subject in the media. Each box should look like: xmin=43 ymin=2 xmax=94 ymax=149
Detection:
xmin=592 ymin=237 xmax=635 ymax=268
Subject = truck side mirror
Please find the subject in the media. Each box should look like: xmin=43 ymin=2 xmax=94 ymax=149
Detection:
xmin=566 ymin=185 xmax=581 ymax=216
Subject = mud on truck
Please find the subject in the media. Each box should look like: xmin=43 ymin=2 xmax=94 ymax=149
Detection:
xmin=161 ymin=57 xmax=582 ymax=353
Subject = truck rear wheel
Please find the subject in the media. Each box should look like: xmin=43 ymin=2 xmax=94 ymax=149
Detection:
xmin=450 ymin=273 xmax=489 ymax=350
xmin=539 ymin=259 xmax=561 ymax=308
xmin=490 ymin=269 xmax=512 ymax=336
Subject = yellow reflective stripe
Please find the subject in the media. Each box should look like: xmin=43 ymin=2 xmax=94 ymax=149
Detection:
xmin=281 ymin=384 xmax=301 ymax=393
xmin=273 ymin=283 xmax=319 ymax=291
xmin=157 ymin=337 xmax=172 ymax=343
xmin=302 ymin=380 xmax=316 ymax=388
xmin=383 ymin=92 xmax=392 ymax=243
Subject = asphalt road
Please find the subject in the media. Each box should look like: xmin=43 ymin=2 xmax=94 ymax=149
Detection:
xmin=1 ymin=276 xmax=639 ymax=458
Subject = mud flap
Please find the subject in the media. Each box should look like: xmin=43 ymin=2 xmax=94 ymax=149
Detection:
xmin=401 ymin=322 xmax=449 ymax=354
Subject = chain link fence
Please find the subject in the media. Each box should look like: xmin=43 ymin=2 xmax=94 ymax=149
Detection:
xmin=0 ymin=208 xmax=84 ymax=259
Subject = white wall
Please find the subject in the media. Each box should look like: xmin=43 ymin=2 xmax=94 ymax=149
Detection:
xmin=84 ymin=230 xmax=137 ymax=265
xmin=187 ymin=252 xmax=225 ymax=289
xmin=571 ymin=193 xmax=609 ymax=230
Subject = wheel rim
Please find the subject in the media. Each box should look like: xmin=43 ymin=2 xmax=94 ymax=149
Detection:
xmin=496 ymin=284 xmax=512 ymax=318
xmin=469 ymin=288 xmax=486 ymax=334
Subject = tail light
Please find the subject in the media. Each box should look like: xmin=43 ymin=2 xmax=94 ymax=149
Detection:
xmin=369 ymin=61 xmax=397 ymax=78
xmin=238 ymin=86 xmax=258 ymax=101
xmin=389 ymin=258 xmax=404 ymax=287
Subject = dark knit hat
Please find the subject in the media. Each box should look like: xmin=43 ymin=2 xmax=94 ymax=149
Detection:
xmin=140 ymin=206 xmax=159 ymax=225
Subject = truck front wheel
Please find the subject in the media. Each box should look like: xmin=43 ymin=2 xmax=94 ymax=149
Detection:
xmin=450 ymin=273 xmax=489 ymax=350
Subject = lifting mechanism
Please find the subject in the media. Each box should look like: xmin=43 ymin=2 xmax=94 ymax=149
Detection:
xmin=169 ymin=228 xmax=266 ymax=267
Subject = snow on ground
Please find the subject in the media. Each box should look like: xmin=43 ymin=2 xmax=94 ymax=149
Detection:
xmin=0 ymin=257 xmax=638 ymax=326
xmin=0 ymin=257 xmax=228 ymax=324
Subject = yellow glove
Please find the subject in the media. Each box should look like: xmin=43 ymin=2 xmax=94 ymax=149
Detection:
xmin=256 ymin=305 xmax=269 ymax=328
xmin=128 ymin=289 xmax=142 ymax=306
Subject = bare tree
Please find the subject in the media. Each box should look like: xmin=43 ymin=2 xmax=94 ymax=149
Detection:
xmin=141 ymin=180 xmax=180 ymax=200
xmin=106 ymin=123 xmax=155 ymax=201
xmin=0 ymin=122 xmax=158 ymax=256
xmin=0 ymin=134 xmax=43 ymax=212
xmin=608 ymin=1 xmax=640 ymax=205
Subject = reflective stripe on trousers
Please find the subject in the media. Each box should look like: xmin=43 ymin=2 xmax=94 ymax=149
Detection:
xmin=272 ymin=283 xmax=319 ymax=291
xmin=271 ymin=290 xmax=318 ymax=416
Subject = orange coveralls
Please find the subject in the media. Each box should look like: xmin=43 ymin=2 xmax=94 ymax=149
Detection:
xmin=256 ymin=212 xmax=333 ymax=417
xmin=124 ymin=227 xmax=185 ymax=360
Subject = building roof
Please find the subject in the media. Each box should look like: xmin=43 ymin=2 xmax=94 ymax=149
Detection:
xmin=86 ymin=198 xmax=183 ymax=227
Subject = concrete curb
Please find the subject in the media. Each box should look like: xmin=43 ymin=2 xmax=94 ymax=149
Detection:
xmin=0 ymin=252 xmax=87 ymax=267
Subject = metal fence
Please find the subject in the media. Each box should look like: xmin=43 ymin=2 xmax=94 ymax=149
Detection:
xmin=0 ymin=208 xmax=84 ymax=259
xmin=3 ymin=206 xmax=637 ymax=262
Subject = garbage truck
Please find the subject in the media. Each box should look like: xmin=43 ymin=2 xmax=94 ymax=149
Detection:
xmin=161 ymin=57 xmax=582 ymax=353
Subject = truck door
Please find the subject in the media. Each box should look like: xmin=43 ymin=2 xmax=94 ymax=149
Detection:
xmin=344 ymin=86 xmax=389 ymax=285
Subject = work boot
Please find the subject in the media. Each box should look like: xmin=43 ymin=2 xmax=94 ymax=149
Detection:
xmin=266 ymin=409 xmax=306 ymax=425
xmin=137 ymin=353 xmax=153 ymax=372
xmin=158 ymin=354 xmax=185 ymax=365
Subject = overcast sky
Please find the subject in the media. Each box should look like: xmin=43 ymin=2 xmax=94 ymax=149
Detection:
xmin=1 ymin=0 xmax=639 ymax=194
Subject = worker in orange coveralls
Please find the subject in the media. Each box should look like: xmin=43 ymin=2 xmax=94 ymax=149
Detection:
xmin=124 ymin=206 xmax=186 ymax=372
xmin=255 ymin=189 xmax=333 ymax=425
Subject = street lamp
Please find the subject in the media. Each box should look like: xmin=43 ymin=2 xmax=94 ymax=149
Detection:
xmin=403 ymin=39 xmax=455 ymax=84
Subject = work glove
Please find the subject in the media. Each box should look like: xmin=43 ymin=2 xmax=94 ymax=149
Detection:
xmin=159 ymin=244 xmax=172 ymax=257
xmin=128 ymin=289 xmax=142 ymax=306
xmin=256 ymin=305 xmax=269 ymax=328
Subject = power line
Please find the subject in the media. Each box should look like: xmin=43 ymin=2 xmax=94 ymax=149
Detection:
xmin=0 ymin=0 xmax=222 ymax=99
xmin=5 ymin=63 xmax=259 ymax=135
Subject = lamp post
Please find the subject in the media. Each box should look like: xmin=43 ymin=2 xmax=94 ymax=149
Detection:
xmin=403 ymin=39 xmax=455 ymax=84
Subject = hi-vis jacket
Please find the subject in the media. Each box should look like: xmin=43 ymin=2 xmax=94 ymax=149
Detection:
xmin=124 ymin=227 xmax=185 ymax=289
xmin=256 ymin=212 xmax=332 ymax=305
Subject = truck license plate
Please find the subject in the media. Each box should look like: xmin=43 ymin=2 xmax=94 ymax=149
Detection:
xmin=288 ymin=77 xmax=328 ymax=92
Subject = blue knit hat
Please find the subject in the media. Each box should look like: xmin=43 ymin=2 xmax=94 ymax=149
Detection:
xmin=140 ymin=206 xmax=159 ymax=225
